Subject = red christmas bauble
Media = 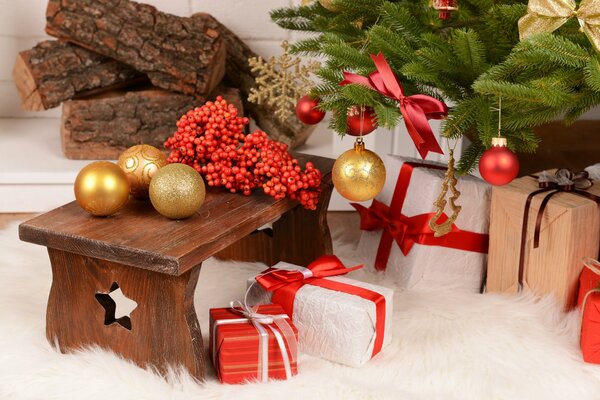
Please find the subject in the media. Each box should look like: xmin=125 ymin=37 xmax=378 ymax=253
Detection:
xmin=434 ymin=0 xmax=458 ymax=20
xmin=479 ymin=138 xmax=519 ymax=186
xmin=295 ymin=95 xmax=325 ymax=125
xmin=346 ymin=106 xmax=377 ymax=136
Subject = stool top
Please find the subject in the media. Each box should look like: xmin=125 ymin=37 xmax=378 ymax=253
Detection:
xmin=19 ymin=153 xmax=334 ymax=276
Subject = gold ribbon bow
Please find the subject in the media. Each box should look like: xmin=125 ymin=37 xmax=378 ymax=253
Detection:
xmin=518 ymin=0 xmax=600 ymax=52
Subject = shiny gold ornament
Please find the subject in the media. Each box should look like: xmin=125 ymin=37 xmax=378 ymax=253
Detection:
xmin=429 ymin=149 xmax=462 ymax=237
xmin=149 ymin=163 xmax=206 ymax=219
xmin=319 ymin=0 xmax=339 ymax=11
xmin=74 ymin=161 xmax=130 ymax=216
xmin=117 ymin=144 xmax=167 ymax=199
xmin=332 ymin=139 xmax=386 ymax=202
xmin=519 ymin=0 xmax=600 ymax=52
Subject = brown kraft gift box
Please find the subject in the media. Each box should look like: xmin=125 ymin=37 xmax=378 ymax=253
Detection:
xmin=486 ymin=171 xmax=600 ymax=309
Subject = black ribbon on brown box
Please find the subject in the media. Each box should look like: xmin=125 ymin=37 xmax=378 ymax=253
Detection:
xmin=517 ymin=169 xmax=600 ymax=289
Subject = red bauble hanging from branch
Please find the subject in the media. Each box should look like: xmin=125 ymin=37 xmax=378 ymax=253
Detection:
xmin=433 ymin=0 xmax=459 ymax=20
xmin=346 ymin=105 xmax=378 ymax=136
xmin=479 ymin=137 xmax=519 ymax=186
xmin=295 ymin=95 xmax=326 ymax=125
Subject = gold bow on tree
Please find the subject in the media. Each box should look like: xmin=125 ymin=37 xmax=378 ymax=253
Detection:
xmin=519 ymin=0 xmax=600 ymax=52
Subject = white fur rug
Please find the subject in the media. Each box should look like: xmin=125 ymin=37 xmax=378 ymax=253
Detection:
xmin=2 ymin=220 xmax=600 ymax=400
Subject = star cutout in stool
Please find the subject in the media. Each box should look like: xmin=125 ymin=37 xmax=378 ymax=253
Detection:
xmin=95 ymin=282 xmax=138 ymax=330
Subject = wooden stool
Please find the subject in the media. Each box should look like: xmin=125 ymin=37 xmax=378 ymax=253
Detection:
xmin=19 ymin=154 xmax=334 ymax=380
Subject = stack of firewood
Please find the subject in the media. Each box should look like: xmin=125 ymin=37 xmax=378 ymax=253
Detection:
xmin=13 ymin=0 xmax=312 ymax=160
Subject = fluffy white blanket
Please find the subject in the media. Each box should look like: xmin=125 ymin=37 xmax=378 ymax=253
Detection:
xmin=1 ymin=221 xmax=599 ymax=400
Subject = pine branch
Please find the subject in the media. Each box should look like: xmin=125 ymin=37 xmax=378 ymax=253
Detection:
xmin=584 ymin=57 xmax=600 ymax=92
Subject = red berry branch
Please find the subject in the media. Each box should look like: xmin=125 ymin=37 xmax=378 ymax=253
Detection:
xmin=164 ymin=96 xmax=322 ymax=210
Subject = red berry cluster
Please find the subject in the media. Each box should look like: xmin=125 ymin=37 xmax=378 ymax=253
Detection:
xmin=164 ymin=96 xmax=322 ymax=210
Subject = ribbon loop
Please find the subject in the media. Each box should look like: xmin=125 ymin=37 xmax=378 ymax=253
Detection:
xmin=519 ymin=0 xmax=600 ymax=52
xmin=340 ymin=53 xmax=447 ymax=159
xmin=256 ymin=255 xmax=363 ymax=292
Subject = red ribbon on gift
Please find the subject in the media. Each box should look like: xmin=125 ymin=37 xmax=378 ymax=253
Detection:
xmin=256 ymin=255 xmax=387 ymax=358
xmin=352 ymin=162 xmax=489 ymax=271
xmin=340 ymin=52 xmax=448 ymax=160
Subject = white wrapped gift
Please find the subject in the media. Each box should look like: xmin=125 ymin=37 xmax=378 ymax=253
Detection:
xmin=247 ymin=259 xmax=394 ymax=368
xmin=355 ymin=155 xmax=491 ymax=293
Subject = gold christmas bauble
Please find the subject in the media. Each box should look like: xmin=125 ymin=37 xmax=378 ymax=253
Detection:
xmin=319 ymin=0 xmax=339 ymax=11
xmin=118 ymin=144 xmax=167 ymax=199
xmin=332 ymin=140 xmax=386 ymax=202
xmin=149 ymin=163 xmax=206 ymax=219
xmin=74 ymin=161 xmax=130 ymax=216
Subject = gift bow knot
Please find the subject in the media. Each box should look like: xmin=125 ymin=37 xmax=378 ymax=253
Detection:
xmin=352 ymin=200 xmax=459 ymax=258
xmin=229 ymin=300 xmax=277 ymax=325
xmin=340 ymin=52 xmax=447 ymax=159
xmin=353 ymin=200 xmax=410 ymax=248
xmin=256 ymin=255 xmax=362 ymax=292
xmin=537 ymin=168 xmax=594 ymax=191
xmin=519 ymin=0 xmax=600 ymax=52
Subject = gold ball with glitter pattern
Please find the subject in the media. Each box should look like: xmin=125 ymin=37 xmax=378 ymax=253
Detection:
xmin=332 ymin=139 xmax=386 ymax=202
xmin=74 ymin=161 xmax=130 ymax=216
xmin=117 ymin=144 xmax=167 ymax=199
xmin=149 ymin=163 xmax=206 ymax=220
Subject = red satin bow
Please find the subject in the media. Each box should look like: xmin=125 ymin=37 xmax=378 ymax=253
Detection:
xmin=257 ymin=255 xmax=362 ymax=292
xmin=340 ymin=52 xmax=448 ymax=160
xmin=352 ymin=200 xmax=458 ymax=260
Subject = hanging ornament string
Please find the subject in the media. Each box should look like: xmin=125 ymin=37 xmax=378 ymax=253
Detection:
xmin=479 ymin=97 xmax=520 ymax=186
xmin=518 ymin=0 xmax=600 ymax=52
xmin=429 ymin=139 xmax=462 ymax=237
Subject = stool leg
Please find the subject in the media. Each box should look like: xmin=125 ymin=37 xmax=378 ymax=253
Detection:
xmin=46 ymin=248 xmax=206 ymax=380
xmin=273 ymin=181 xmax=334 ymax=266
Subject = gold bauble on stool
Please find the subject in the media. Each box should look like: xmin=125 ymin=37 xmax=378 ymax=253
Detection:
xmin=117 ymin=144 xmax=167 ymax=199
xmin=149 ymin=163 xmax=206 ymax=219
xmin=332 ymin=139 xmax=386 ymax=202
xmin=74 ymin=161 xmax=130 ymax=216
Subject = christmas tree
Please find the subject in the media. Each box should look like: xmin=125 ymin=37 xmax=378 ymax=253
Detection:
xmin=271 ymin=0 xmax=600 ymax=172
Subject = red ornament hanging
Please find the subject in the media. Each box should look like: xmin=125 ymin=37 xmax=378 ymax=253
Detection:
xmin=433 ymin=0 xmax=458 ymax=20
xmin=479 ymin=137 xmax=519 ymax=186
xmin=295 ymin=95 xmax=326 ymax=125
xmin=346 ymin=105 xmax=377 ymax=136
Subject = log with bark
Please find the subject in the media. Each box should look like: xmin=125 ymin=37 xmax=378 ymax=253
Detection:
xmin=191 ymin=13 xmax=315 ymax=148
xmin=13 ymin=40 xmax=147 ymax=111
xmin=45 ymin=0 xmax=226 ymax=97
xmin=61 ymin=87 xmax=243 ymax=160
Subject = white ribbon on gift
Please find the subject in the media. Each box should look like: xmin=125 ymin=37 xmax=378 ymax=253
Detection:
xmin=212 ymin=288 xmax=297 ymax=383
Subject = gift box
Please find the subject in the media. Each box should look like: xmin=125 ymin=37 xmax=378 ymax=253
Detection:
xmin=209 ymin=303 xmax=298 ymax=384
xmin=354 ymin=155 xmax=491 ymax=293
xmin=486 ymin=169 xmax=600 ymax=310
xmin=247 ymin=255 xmax=394 ymax=368
xmin=579 ymin=259 xmax=600 ymax=363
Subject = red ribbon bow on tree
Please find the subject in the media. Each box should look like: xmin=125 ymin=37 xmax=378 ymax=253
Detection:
xmin=340 ymin=53 xmax=448 ymax=160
